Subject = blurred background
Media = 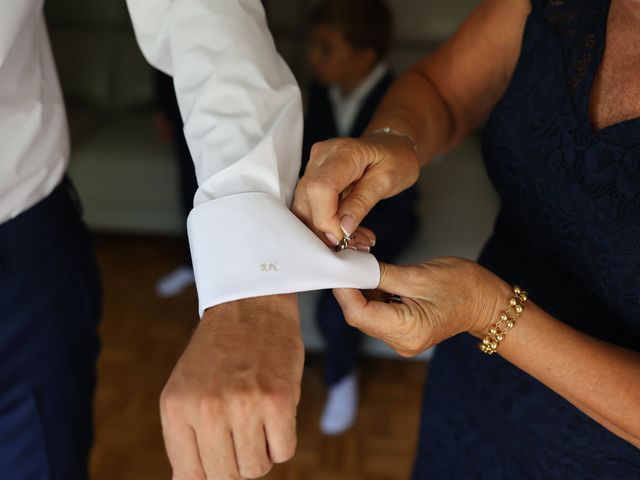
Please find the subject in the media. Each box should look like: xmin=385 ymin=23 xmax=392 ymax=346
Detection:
xmin=43 ymin=0 xmax=497 ymax=478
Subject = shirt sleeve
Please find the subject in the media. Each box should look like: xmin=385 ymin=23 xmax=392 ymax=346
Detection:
xmin=126 ymin=0 xmax=380 ymax=316
xmin=0 ymin=0 xmax=41 ymax=69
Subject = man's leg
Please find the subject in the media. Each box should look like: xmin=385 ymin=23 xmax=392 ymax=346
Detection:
xmin=0 ymin=179 xmax=101 ymax=480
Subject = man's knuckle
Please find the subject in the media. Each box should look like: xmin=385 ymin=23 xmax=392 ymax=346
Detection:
xmin=160 ymin=386 xmax=184 ymax=420
xmin=265 ymin=384 xmax=294 ymax=411
xmin=228 ymin=388 xmax=255 ymax=416
xmin=198 ymin=394 xmax=223 ymax=419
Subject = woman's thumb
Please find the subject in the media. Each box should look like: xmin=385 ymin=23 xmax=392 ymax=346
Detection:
xmin=377 ymin=262 xmax=413 ymax=296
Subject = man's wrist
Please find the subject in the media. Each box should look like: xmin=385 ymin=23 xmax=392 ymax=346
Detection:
xmin=202 ymin=293 xmax=299 ymax=324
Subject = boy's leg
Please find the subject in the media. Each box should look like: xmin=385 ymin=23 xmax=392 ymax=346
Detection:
xmin=316 ymin=290 xmax=361 ymax=386
xmin=0 ymin=179 xmax=101 ymax=480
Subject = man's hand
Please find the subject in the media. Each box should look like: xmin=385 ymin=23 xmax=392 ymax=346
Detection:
xmin=160 ymin=293 xmax=304 ymax=480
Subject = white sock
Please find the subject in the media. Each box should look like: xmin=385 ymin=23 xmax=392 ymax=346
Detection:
xmin=156 ymin=265 xmax=195 ymax=298
xmin=320 ymin=371 xmax=359 ymax=436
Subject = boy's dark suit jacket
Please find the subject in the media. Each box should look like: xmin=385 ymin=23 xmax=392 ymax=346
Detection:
xmin=301 ymin=70 xmax=418 ymax=245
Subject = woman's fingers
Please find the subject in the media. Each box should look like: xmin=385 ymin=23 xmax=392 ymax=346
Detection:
xmin=299 ymin=139 xmax=374 ymax=239
xmin=295 ymin=135 xmax=420 ymax=242
xmin=354 ymin=226 xmax=376 ymax=245
xmin=333 ymin=287 xmax=432 ymax=358
xmin=332 ymin=288 xmax=406 ymax=340
xmin=347 ymin=226 xmax=377 ymax=252
xmin=291 ymin=189 xmax=338 ymax=247
xmin=338 ymin=171 xmax=395 ymax=234
xmin=337 ymin=259 xmax=497 ymax=358
xmin=292 ymin=182 xmax=378 ymax=250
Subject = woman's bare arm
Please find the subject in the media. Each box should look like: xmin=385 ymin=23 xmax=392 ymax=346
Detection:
xmin=470 ymin=287 xmax=640 ymax=449
xmin=365 ymin=0 xmax=532 ymax=165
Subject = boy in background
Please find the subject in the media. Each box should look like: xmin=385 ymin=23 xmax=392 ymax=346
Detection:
xmin=302 ymin=0 xmax=419 ymax=435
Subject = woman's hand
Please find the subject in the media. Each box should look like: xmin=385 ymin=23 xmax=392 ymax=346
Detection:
xmin=292 ymin=133 xmax=420 ymax=247
xmin=333 ymin=258 xmax=511 ymax=357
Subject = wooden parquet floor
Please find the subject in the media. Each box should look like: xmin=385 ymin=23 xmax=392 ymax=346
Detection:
xmin=90 ymin=234 xmax=428 ymax=480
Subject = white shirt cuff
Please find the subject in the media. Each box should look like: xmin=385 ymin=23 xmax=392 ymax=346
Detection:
xmin=187 ymin=191 xmax=381 ymax=317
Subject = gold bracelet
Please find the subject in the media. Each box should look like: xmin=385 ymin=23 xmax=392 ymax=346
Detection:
xmin=478 ymin=285 xmax=528 ymax=355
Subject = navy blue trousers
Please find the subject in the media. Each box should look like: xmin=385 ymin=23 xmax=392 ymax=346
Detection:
xmin=0 ymin=179 xmax=101 ymax=480
xmin=317 ymin=190 xmax=418 ymax=386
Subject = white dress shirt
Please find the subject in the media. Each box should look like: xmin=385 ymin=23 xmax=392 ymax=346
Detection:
xmin=0 ymin=1 xmax=69 ymax=224
xmin=329 ymin=62 xmax=390 ymax=137
xmin=1 ymin=0 xmax=380 ymax=316
xmin=126 ymin=0 xmax=381 ymax=315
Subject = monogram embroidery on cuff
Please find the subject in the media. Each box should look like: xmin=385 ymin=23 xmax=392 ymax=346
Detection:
xmin=260 ymin=262 xmax=279 ymax=272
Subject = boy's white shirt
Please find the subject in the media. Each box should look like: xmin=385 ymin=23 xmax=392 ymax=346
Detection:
xmin=329 ymin=62 xmax=390 ymax=136
xmin=125 ymin=0 xmax=380 ymax=316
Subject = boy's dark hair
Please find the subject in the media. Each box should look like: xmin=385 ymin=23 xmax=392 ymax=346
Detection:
xmin=311 ymin=0 xmax=393 ymax=59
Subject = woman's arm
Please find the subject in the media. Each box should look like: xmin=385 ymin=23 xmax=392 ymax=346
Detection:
xmin=333 ymin=259 xmax=640 ymax=449
xmin=293 ymin=0 xmax=531 ymax=242
xmin=365 ymin=0 xmax=531 ymax=165
xmin=469 ymin=283 xmax=640 ymax=449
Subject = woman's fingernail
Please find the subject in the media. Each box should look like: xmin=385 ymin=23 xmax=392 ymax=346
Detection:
xmin=370 ymin=239 xmax=376 ymax=247
xmin=326 ymin=232 xmax=340 ymax=245
xmin=340 ymin=214 xmax=357 ymax=236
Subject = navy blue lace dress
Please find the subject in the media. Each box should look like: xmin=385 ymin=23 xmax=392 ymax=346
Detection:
xmin=412 ymin=1 xmax=640 ymax=478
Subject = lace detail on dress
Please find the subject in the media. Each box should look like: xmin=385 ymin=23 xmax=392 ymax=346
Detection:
xmin=480 ymin=0 xmax=640 ymax=334
xmin=542 ymin=1 xmax=600 ymax=92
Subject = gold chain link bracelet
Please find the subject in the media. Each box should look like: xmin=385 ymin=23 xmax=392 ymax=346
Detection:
xmin=478 ymin=285 xmax=528 ymax=355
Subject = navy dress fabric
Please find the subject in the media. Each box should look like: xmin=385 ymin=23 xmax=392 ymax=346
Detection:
xmin=412 ymin=1 xmax=640 ymax=478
